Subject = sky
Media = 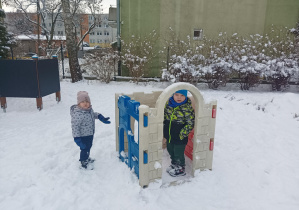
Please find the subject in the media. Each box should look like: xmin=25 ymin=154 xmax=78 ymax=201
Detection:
xmin=2 ymin=0 xmax=116 ymax=14
xmin=102 ymin=0 xmax=116 ymax=13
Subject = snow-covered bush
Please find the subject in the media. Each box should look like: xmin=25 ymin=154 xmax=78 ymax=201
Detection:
xmin=161 ymin=29 xmax=201 ymax=84
xmin=291 ymin=19 xmax=299 ymax=85
xmin=162 ymin=26 xmax=299 ymax=91
xmin=199 ymin=34 xmax=234 ymax=89
xmin=261 ymin=27 xmax=298 ymax=90
xmin=162 ymin=31 xmax=233 ymax=88
xmin=121 ymin=31 xmax=158 ymax=83
xmin=81 ymin=49 xmax=119 ymax=83
xmin=162 ymin=51 xmax=200 ymax=84
xmin=264 ymin=57 xmax=298 ymax=91
xmin=201 ymin=60 xmax=232 ymax=89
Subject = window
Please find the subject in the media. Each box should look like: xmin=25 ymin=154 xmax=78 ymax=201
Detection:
xmin=90 ymin=39 xmax=95 ymax=43
xmin=97 ymin=39 xmax=101 ymax=43
xmin=48 ymin=23 xmax=52 ymax=27
xmin=57 ymin=31 xmax=64 ymax=35
xmin=97 ymin=32 xmax=100 ymax=35
xmin=193 ymin=29 xmax=203 ymax=40
xmin=90 ymin=32 xmax=95 ymax=35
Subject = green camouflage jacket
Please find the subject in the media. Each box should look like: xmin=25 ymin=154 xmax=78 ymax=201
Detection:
xmin=163 ymin=98 xmax=195 ymax=145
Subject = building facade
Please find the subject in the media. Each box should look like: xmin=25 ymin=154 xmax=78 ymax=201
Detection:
xmin=41 ymin=13 xmax=116 ymax=48
xmin=88 ymin=14 xmax=117 ymax=48
xmin=120 ymin=0 xmax=299 ymax=77
xmin=5 ymin=12 xmax=116 ymax=54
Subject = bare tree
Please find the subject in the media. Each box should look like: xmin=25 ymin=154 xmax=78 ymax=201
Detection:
xmin=5 ymin=0 xmax=103 ymax=82
xmin=61 ymin=0 xmax=82 ymax=82
xmin=60 ymin=0 xmax=102 ymax=82
xmin=4 ymin=0 xmax=62 ymax=54
xmin=70 ymin=0 xmax=102 ymax=48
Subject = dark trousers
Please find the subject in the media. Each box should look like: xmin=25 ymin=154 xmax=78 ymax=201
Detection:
xmin=79 ymin=135 xmax=93 ymax=161
xmin=167 ymin=141 xmax=187 ymax=166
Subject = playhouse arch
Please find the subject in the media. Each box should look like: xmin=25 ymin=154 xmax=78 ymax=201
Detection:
xmin=115 ymin=82 xmax=217 ymax=187
xmin=155 ymin=82 xmax=205 ymax=118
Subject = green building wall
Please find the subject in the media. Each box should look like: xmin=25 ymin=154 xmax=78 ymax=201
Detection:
xmin=120 ymin=0 xmax=299 ymax=77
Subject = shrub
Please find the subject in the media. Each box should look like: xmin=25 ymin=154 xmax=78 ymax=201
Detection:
xmin=81 ymin=49 xmax=119 ymax=83
xmin=162 ymin=26 xmax=299 ymax=91
xmin=121 ymin=31 xmax=158 ymax=83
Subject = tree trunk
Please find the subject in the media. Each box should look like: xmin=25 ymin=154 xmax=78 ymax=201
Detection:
xmin=61 ymin=0 xmax=82 ymax=82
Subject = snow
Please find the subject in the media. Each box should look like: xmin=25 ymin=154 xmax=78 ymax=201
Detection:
xmin=154 ymin=161 xmax=162 ymax=169
xmin=15 ymin=34 xmax=66 ymax=41
xmin=127 ymin=130 xmax=134 ymax=136
xmin=120 ymin=151 xmax=127 ymax=158
xmin=1 ymin=80 xmax=299 ymax=210
xmin=82 ymin=47 xmax=95 ymax=51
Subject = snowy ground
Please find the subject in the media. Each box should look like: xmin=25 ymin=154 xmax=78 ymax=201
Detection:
xmin=1 ymin=80 xmax=299 ymax=210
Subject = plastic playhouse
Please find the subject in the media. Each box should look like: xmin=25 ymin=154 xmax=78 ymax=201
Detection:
xmin=115 ymin=82 xmax=217 ymax=187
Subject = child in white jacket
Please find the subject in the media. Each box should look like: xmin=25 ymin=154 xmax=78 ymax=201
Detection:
xmin=70 ymin=91 xmax=110 ymax=169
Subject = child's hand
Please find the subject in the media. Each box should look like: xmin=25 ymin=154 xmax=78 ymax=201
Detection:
xmin=74 ymin=137 xmax=86 ymax=149
xmin=163 ymin=138 xmax=167 ymax=149
xmin=98 ymin=114 xmax=111 ymax=124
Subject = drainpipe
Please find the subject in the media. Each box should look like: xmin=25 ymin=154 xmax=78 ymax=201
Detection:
xmin=117 ymin=0 xmax=121 ymax=76
xmin=117 ymin=0 xmax=120 ymax=50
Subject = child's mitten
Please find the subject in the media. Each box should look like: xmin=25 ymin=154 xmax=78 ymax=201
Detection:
xmin=74 ymin=137 xmax=86 ymax=149
xmin=98 ymin=114 xmax=111 ymax=124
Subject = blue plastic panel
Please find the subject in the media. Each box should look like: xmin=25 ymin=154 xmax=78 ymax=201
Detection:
xmin=118 ymin=95 xmax=141 ymax=178
xmin=143 ymin=151 xmax=148 ymax=164
xmin=143 ymin=115 xmax=148 ymax=127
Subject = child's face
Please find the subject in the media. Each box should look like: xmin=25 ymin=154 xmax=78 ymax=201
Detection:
xmin=173 ymin=93 xmax=186 ymax=103
xmin=78 ymin=101 xmax=90 ymax=109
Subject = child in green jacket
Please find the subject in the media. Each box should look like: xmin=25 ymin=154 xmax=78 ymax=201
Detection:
xmin=163 ymin=89 xmax=195 ymax=177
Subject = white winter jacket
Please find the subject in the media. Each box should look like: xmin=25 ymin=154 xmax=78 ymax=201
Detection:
xmin=70 ymin=105 xmax=99 ymax=138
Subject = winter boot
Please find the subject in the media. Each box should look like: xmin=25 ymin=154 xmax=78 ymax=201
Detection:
xmin=87 ymin=157 xmax=95 ymax=163
xmin=81 ymin=160 xmax=89 ymax=169
xmin=166 ymin=164 xmax=175 ymax=173
xmin=168 ymin=165 xmax=186 ymax=177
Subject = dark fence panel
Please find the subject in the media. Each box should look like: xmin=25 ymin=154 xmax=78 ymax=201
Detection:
xmin=38 ymin=59 xmax=60 ymax=97
xmin=0 ymin=60 xmax=39 ymax=98
xmin=0 ymin=59 xmax=60 ymax=99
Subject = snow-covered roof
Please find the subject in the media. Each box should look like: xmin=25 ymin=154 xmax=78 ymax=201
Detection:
xmin=16 ymin=34 xmax=66 ymax=41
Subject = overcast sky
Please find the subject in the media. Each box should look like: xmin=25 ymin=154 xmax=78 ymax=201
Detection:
xmin=102 ymin=0 xmax=116 ymax=13
xmin=2 ymin=0 xmax=116 ymax=14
